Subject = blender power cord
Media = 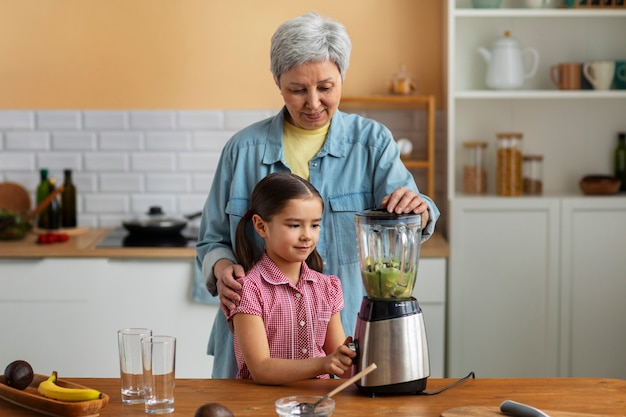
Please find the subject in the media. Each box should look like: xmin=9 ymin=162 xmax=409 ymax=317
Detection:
xmin=417 ymin=371 xmax=475 ymax=396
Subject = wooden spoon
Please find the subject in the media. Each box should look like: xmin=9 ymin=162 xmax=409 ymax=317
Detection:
xmin=26 ymin=185 xmax=64 ymax=221
xmin=294 ymin=363 xmax=378 ymax=414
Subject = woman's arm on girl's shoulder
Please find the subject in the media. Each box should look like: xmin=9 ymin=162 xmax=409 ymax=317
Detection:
xmin=233 ymin=312 xmax=351 ymax=385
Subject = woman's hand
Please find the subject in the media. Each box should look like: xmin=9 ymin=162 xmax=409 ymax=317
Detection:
xmin=325 ymin=337 xmax=357 ymax=377
xmin=381 ymin=186 xmax=430 ymax=228
xmin=214 ymin=259 xmax=245 ymax=316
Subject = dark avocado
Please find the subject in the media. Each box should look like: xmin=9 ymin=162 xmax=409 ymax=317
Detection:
xmin=3 ymin=360 xmax=34 ymax=390
xmin=194 ymin=402 xmax=235 ymax=417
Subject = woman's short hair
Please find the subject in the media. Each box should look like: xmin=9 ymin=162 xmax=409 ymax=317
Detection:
xmin=270 ymin=12 xmax=352 ymax=84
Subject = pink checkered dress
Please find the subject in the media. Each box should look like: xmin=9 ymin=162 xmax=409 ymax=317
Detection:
xmin=228 ymin=253 xmax=344 ymax=380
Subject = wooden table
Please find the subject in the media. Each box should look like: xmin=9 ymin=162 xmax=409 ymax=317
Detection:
xmin=1 ymin=377 xmax=624 ymax=416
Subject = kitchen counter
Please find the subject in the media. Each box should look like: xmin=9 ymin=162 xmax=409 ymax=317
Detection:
xmin=1 ymin=377 xmax=624 ymax=416
xmin=0 ymin=228 xmax=449 ymax=259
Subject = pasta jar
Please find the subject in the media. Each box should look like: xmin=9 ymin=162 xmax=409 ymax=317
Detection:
xmin=463 ymin=141 xmax=488 ymax=194
xmin=496 ymin=132 xmax=523 ymax=196
xmin=523 ymin=154 xmax=543 ymax=195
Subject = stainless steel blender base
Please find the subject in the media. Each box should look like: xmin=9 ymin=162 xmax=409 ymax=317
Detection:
xmin=353 ymin=298 xmax=430 ymax=395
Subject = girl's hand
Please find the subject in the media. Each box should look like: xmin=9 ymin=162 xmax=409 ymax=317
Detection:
xmin=325 ymin=337 xmax=357 ymax=377
xmin=381 ymin=186 xmax=430 ymax=228
xmin=214 ymin=259 xmax=245 ymax=316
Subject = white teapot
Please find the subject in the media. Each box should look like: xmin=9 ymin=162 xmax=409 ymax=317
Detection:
xmin=478 ymin=30 xmax=539 ymax=90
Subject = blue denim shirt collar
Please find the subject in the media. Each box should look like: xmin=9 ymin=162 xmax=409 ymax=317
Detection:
xmin=262 ymin=107 xmax=346 ymax=165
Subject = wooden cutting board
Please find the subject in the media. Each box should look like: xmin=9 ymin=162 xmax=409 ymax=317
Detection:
xmin=441 ymin=406 xmax=607 ymax=417
xmin=0 ymin=182 xmax=31 ymax=214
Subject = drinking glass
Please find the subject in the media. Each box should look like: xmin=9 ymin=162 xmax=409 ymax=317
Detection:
xmin=118 ymin=328 xmax=152 ymax=404
xmin=142 ymin=335 xmax=176 ymax=414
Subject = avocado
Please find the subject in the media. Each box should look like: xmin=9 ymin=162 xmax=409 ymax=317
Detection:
xmin=3 ymin=360 xmax=34 ymax=390
xmin=195 ymin=402 xmax=235 ymax=417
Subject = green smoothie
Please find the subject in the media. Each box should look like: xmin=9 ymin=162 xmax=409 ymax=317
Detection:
xmin=361 ymin=257 xmax=417 ymax=299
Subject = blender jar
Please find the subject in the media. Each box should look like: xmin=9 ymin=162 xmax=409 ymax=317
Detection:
xmin=355 ymin=209 xmax=422 ymax=300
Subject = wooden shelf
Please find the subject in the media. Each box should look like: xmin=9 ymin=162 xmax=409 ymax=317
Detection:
xmin=340 ymin=94 xmax=436 ymax=198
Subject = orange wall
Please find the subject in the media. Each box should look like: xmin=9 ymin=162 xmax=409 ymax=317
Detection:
xmin=0 ymin=0 xmax=443 ymax=109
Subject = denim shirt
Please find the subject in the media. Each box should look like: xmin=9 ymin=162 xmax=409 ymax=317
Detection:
xmin=196 ymin=107 xmax=440 ymax=377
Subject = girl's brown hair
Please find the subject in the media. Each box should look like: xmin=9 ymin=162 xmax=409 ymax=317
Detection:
xmin=235 ymin=172 xmax=324 ymax=273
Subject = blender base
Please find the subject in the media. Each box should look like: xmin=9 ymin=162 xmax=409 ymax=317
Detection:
xmin=356 ymin=377 xmax=428 ymax=397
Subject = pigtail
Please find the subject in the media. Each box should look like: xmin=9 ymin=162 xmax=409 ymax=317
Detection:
xmin=234 ymin=210 xmax=260 ymax=273
xmin=306 ymin=249 xmax=324 ymax=273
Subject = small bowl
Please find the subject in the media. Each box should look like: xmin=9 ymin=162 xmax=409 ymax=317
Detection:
xmin=275 ymin=396 xmax=335 ymax=417
xmin=579 ymin=175 xmax=621 ymax=195
xmin=471 ymin=0 xmax=502 ymax=8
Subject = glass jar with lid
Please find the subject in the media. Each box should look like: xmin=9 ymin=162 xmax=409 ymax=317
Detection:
xmin=463 ymin=141 xmax=488 ymax=194
xmin=523 ymin=154 xmax=543 ymax=195
xmin=496 ymin=132 xmax=523 ymax=196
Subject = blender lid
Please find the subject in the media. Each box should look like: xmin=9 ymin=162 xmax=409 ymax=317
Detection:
xmin=356 ymin=208 xmax=421 ymax=226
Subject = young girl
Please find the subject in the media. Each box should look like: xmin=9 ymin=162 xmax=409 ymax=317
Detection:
xmin=227 ymin=172 xmax=356 ymax=385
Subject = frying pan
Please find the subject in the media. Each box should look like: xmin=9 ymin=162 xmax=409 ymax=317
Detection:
xmin=122 ymin=206 xmax=202 ymax=236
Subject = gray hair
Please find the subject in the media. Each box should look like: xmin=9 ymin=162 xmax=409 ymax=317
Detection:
xmin=270 ymin=12 xmax=351 ymax=84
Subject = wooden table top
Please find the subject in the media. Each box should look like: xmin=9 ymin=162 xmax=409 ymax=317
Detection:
xmin=1 ymin=377 xmax=624 ymax=417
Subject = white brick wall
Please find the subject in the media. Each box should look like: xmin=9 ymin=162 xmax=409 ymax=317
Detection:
xmin=0 ymin=109 xmax=447 ymax=230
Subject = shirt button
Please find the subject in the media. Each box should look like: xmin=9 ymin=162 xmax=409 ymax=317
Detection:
xmin=299 ymin=321 xmax=305 ymax=327
xmin=295 ymin=293 xmax=302 ymax=299
xmin=301 ymin=348 xmax=308 ymax=354
xmin=310 ymin=162 xmax=318 ymax=167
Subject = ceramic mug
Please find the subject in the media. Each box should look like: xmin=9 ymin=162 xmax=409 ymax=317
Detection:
xmin=614 ymin=61 xmax=626 ymax=90
xmin=550 ymin=62 xmax=581 ymax=90
xmin=583 ymin=60 xmax=615 ymax=91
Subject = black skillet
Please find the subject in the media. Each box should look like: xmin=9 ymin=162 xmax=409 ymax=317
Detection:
xmin=122 ymin=206 xmax=202 ymax=236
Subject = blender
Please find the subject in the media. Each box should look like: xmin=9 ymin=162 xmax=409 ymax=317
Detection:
xmin=352 ymin=209 xmax=429 ymax=396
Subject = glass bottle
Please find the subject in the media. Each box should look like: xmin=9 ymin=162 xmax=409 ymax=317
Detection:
xmin=61 ymin=169 xmax=77 ymax=228
xmin=463 ymin=141 xmax=488 ymax=194
xmin=523 ymin=154 xmax=544 ymax=195
xmin=46 ymin=178 xmax=61 ymax=230
xmin=496 ymin=132 xmax=523 ymax=196
xmin=615 ymin=132 xmax=626 ymax=192
xmin=36 ymin=169 xmax=51 ymax=229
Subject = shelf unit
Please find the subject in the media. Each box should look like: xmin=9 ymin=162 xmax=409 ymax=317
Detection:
xmin=340 ymin=94 xmax=436 ymax=198
xmin=447 ymin=2 xmax=626 ymax=198
xmin=446 ymin=0 xmax=626 ymax=379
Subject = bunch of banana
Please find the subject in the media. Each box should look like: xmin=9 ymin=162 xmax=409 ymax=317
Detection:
xmin=37 ymin=371 xmax=102 ymax=402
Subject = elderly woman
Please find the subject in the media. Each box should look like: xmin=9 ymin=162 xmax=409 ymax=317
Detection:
xmin=196 ymin=12 xmax=440 ymax=378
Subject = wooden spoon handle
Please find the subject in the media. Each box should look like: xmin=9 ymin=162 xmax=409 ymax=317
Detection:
xmin=27 ymin=185 xmax=64 ymax=220
xmin=327 ymin=363 xmax=377 ymax=398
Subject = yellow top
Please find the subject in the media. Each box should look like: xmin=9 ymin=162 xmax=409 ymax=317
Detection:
xmin=282 ymin=122 xmax=329 ymax=180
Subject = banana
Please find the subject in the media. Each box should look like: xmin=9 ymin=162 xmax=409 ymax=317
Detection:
xmin=37 ymin=371 xmax=103 ymax=402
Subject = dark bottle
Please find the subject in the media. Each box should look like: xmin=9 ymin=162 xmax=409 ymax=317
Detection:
xmin=615 ymin=132 xmax=626 ymax=192
xmin=61 ymin=169 xmax=77 ymax=228
xmin=46 ymin=177 xmax=61 ymax=230
xmin=36 ymin=169 xmax=51 ymax=229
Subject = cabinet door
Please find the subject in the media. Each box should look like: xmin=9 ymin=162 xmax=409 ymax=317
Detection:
xmin=560 ymin=198 xmax=626 ymax=379
xmin=447 ymin=197 xmax=560 ymax=377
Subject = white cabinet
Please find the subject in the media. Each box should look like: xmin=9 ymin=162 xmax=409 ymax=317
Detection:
xmin=560 ymin=197 xmax=626 ymax=379
xmin=448 ymin=196 xmax=626 ymax=378
xmin=448 ymin=197 xmax=561 ymax=377
xmin=413 ymin=258 xmax=447 ymax=378
xmin=446 ymin=1 xmax=626 ymax=378
xmin=0 ymin=258 xmax=218 ymax=378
